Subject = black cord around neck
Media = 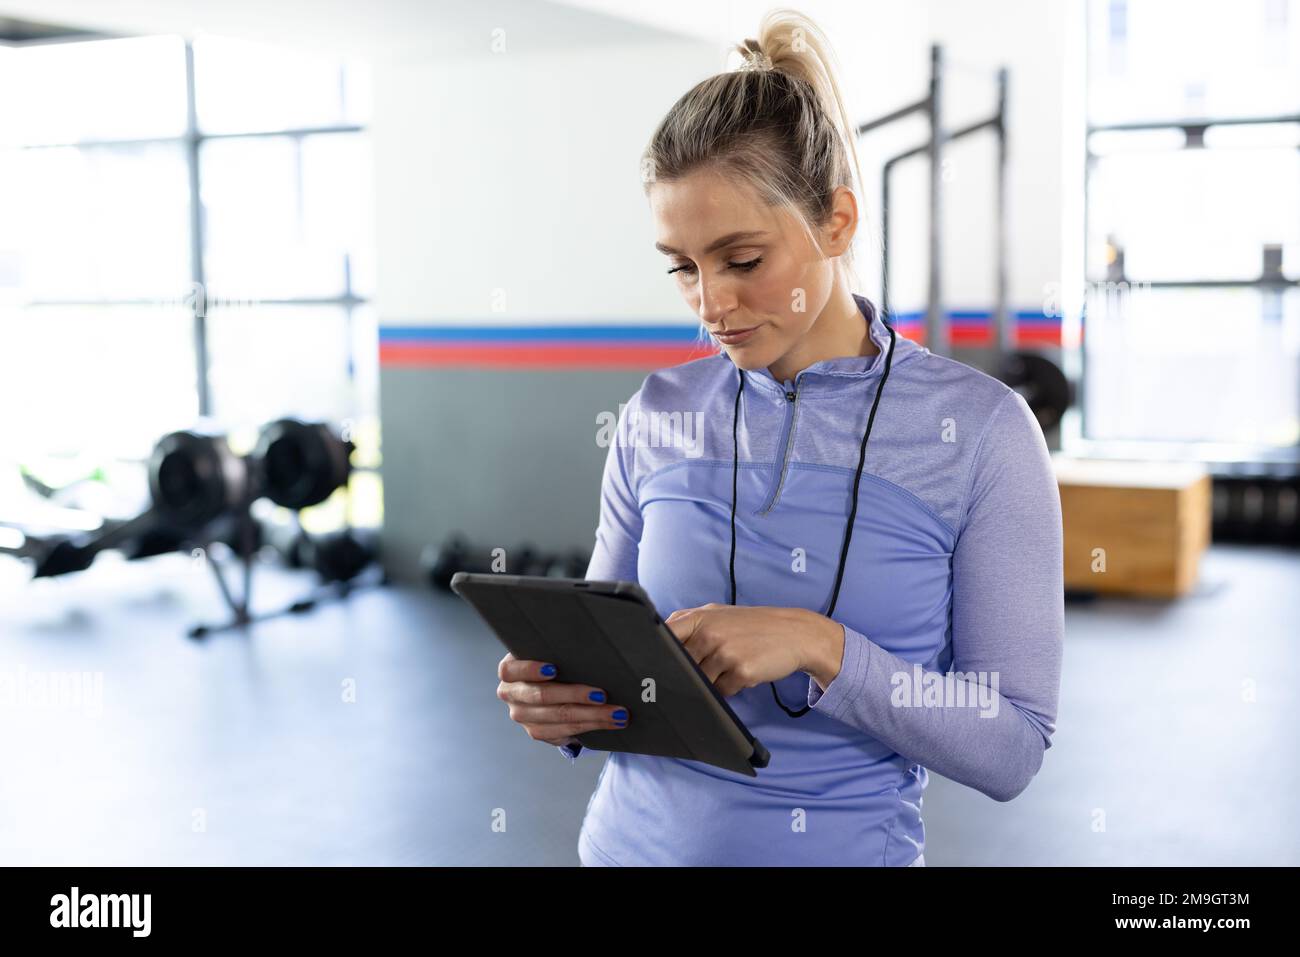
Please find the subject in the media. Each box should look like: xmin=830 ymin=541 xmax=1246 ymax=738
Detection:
xmin=728 ymin=317 xmax=898 ymax=718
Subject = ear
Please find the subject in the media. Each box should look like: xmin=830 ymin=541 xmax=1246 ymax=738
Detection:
xmin=821 ymin=185 xmax=858 ymax=258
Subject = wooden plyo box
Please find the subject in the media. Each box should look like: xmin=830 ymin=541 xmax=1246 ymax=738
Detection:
xmin=1052 ymin=456 xmax=1212 ymax=598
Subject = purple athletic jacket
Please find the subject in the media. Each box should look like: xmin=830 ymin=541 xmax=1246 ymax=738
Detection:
xmin=564 ymin=293 xmax=1063 ymax=866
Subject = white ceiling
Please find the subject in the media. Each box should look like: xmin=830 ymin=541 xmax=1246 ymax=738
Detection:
xmin=0 ymin=0 xmax=689 ymax=60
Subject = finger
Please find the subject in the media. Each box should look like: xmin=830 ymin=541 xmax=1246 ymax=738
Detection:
xmin=676 ymin=635 xmax=707 ymax=665
xmin=522 ymin=710 xmax=631 ymax=741
xmin=496 ymin=651 xmax=514 ymax=680
xmin=529 ymin=722 xmax=621 ymax=743
xmin=664 ymin=609 xmax=701 ymax=641
xmin=714 ymin=676 xmax=743 ymax=698
xmin=498 ymin=679 xmax=610 ymax=707
xmin=510 ymin=702 xmax=628 ymax=728
xmin=697 ymin=652 xmax=726 ymax=686
xmin=498 ymin=656 xmax=559 ymax=683
xmin=707 ymin=660 xmax=749 ymax=698
xmin=671 ymin=614 xmax=715 ymax=664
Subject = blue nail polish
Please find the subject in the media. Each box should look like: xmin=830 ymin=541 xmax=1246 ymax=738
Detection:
xmin=589 ymin=691 xmax=606 ymax=703
xmin=612 ymin=709 xmax=628 ymax=721
xmin=540 ymin=664 xmax=556 ymax=677
xmin=613 ymin=721 xmax=627 ymax=728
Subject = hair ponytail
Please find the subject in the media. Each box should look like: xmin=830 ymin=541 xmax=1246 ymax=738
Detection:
xmin=741 ymin=10 xmax=866 ymax=212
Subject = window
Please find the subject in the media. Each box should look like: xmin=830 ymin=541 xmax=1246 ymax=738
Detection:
xmin=0 ymin=33 xmax=380 ymax=529
xmin=1081 ymin=0 xmax=1300 ymax=461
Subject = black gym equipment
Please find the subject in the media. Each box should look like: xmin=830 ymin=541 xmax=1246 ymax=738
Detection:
xmin=13 ymin=532 xmax=97 ymax=578
xmin=0 ymin=510 xmax=177 ymax=579
xmin=859 ymin=44 xmax=1072 ymax=434
xmin=117 ymin=524 xmax=191 ymax=562
xmin=153 ymin=418 xmax=375 ymax=638
xmin=253 ymin=418 xmax=354 ymax=510
xmin=543 ymin=548 xmax=592 ymax=580
xmin=999 ymin=351 xmax=1074 ymax=433
xmin=300 ymin=527 xmax=380 ymax=584
xmin=187 ymin=525 xmax=384 ymax=639
xmin=1212 ymin=472 xmax=1300 ymax=546
xmin=423 ymin=533 xmax=592 ymax=591
xmin=148 ymin=430 xmax=251 ymax=530
xmin=0 ymin=462 xmax=182 ymax=574
xmin=1 ymin=416 xmax=380 ymax=636
xmin=423 ymin=534 xmax=482 ymax=590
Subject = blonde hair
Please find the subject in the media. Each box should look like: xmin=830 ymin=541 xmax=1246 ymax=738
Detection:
xmin=642 ymin=8 xmax=869 ymax=313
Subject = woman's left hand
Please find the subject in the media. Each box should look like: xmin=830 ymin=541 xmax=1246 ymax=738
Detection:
xmin=663 ymin=604 xmax=844 ymax=697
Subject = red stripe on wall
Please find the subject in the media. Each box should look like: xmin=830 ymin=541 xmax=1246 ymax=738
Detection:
xmin=896 ymin=325 xmax=1073 ymax=348
xmin=1016 ymin=325 xmax=1074 ymax=346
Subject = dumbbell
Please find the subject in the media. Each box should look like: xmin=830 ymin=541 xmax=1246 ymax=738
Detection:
xmin=543 ymin=548 xmax=592 ymax=578
xmin=303 ymin=528 xmax=377 ymax=583
xmin=512 ymin=542 xmax=553 ymax=577
xmin=423 ymin=534 xmax=480 ymax=590
xmin=423 ymin=536 xmax=575 ymax=589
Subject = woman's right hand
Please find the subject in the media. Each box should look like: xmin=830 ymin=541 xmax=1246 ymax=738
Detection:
xmin=496 ymin=652 xmax=630 ymax=747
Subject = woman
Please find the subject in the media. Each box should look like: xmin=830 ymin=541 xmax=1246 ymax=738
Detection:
xmin=496 ymin=8 xmax=1063 ymax=866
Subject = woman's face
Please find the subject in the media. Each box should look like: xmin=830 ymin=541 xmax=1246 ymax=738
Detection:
xmin=650 ymin=168 xmax=854 ymax=374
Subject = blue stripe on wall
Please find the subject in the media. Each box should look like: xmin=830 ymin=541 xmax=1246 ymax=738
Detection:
xmin=887 ymin=309 xmax=1063 ymax=324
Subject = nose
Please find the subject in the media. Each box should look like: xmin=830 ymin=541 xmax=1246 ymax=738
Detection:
xmin=696 ymin=275 xmax=736 ymax=328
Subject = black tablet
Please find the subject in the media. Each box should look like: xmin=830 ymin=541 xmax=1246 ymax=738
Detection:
xmin=450 ymin=573 xmax=770 ymax=776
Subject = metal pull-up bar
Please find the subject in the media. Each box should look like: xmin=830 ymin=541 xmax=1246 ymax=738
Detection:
xmin=855 ymin=45 xmax=1010 ymax=359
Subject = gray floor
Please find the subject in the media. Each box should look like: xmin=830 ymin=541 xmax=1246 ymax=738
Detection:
xmin=0 ymin=544 xmax=1296 ymax=865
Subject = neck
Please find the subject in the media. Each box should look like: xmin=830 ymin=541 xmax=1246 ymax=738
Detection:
xmin=766 ymin=286 xmax=878 ymax=383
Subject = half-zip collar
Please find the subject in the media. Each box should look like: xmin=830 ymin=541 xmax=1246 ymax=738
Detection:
xmin=742 ymin=294 xmax=921 ymax=398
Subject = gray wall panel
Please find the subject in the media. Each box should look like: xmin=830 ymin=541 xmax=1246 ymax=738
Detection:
xmin=379 ymin=367 xmax=649 ymax=581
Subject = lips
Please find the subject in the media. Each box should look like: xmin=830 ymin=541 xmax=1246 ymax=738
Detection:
xmin=713 ymin=326 xmax=758 ymax=345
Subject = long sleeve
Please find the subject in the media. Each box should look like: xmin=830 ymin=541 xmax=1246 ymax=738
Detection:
xmin=559 ymin=387 xmax=645 ymax=764
xmin=806 ymin=389 xmax=1064 ymax=802
xmin=558 ymin=740 xmax=584 ymax=762
xmin=585 ymin=388 xmax=644 ymax=584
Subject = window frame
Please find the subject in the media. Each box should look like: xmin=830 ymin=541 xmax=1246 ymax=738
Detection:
xmin=1070 ymin=0 xmax=1300 ymax=469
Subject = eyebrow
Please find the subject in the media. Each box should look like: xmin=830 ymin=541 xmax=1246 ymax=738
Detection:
xmin=655 ymin=230 xmax=768 ymax=256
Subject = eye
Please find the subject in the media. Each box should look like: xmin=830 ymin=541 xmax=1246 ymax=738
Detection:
xmin=666 ymin=256 xmax=763 ymax=276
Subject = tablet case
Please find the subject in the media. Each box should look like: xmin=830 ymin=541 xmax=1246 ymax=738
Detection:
xmin=450 ymin=573 xmax=770 ymax=776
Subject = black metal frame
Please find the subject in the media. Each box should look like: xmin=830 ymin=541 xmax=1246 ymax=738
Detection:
xmin=857 ymin=45 xmax=1011 ymax=360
